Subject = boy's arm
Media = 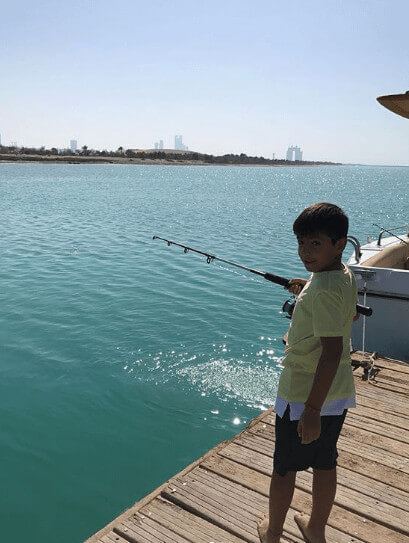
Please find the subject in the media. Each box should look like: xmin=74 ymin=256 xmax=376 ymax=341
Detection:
xmin=297 ymin=337 xmax=343 ymax=444
xmin=305 ymin=336 xmax=343 ymax=410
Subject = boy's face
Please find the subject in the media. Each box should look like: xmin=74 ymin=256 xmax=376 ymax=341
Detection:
xmin=297 ymin=232 xmax=346 ymax=273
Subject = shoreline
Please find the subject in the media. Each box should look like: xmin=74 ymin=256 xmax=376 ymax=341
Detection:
xmin=0 ymin=154 xmax=341 ymax=167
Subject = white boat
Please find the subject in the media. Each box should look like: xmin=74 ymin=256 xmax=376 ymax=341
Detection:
xmin=346 ymin=91 xmax=409 ymax=363
xmin=347 ymin=227 xmax=409 ymax=362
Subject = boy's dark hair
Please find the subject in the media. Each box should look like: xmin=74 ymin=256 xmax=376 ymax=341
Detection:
xmin=293 ymin=202 xmax=348 ymax=243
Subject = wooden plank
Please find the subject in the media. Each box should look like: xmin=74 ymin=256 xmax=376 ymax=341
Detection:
xmin=197 ymin=456 xmax=407 ymax=543
xmin=337 ymin=448 xmax=409 ymax=493
xmin=354 ymin=375 xmax=409 ymax=393
xmin=99 ymin=533 xmax=129 ymax=543
xmin=218 ymin=441 xmax=409 ymax=512
xmin=330 ymin=404 xmax=408 ymax=431
xmin=354 ymin=391 xmax=409 ymax=420
xmin=345 ymin=385 xmax=409 ymax=418
xmin=342 ymin=412 xmax=409 ymax=443
xmin=163 ymin=470 xmax=304 ymax=543
xmin=119 ymin=514 xmax=193 ymax=543
xmin=294 ymin=469 xmax=408 ymax=533
xmin=374 ymin=360 xmax=409 ymax=375
xmin=341 ymin=422 xmax=409 ymax=458
xmin=162 ymin=478 xmax=260 ymax=543
xmin=140 ymin=496 xmax=248 ymax=543
xmin=355 ymin=375 xmax=409 ymax=395
xmin=114 ymin=519 xmax=162 ymax=543
xmin=371 ymin=366 xmax=409 ymax=384
xmin=355 ymin=377 xmax=409 ymax=406
xmin=354 ymin=368 xmax=409 ymax=393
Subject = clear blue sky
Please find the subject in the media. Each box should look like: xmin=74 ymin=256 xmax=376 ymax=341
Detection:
xmin=1 ymin=0 xmax=408 ymax=165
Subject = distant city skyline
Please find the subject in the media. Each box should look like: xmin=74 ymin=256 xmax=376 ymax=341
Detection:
xmin=1 ymin=1 xmax=408 ymax=165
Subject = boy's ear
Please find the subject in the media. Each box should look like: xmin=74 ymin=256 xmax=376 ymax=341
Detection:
xmin=336 ymin=237 xmax=347 ymax=253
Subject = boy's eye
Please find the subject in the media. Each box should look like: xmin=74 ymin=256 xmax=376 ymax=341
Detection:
xmin=312 ymin=241 xmax=320 ymax=246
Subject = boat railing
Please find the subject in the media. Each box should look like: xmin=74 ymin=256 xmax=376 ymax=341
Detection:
xmin=347 ymin=235 xmax=362 ymax=263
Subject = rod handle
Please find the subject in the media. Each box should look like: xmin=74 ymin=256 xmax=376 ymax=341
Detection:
xmin=356 ymin=304 xmax=372 ymax=316
xmin=264 ymin=272 xmax=290 ymax=288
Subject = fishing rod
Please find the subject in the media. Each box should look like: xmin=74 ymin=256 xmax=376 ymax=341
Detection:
xmin=152 ymin=236 xmax=373 ymax=317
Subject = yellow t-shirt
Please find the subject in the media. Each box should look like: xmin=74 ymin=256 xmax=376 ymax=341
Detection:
xmin=277 ymin=263 xmax=357 ymax=402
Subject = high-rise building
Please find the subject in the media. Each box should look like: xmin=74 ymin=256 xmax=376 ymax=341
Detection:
xmin=154 ymin=142 xmax=159 ymax=150
xmin=159 ymin=139 xmax=164 ymax=150
xmin=286 ymin=145 xmax=303 ymax=161
xmin=174 ymin=135 xmax=188 ymax=151
xmin=294 ymin=146 xmax=303 ymax=161
xmin=70 ymin=139 xmax=77 ymax=152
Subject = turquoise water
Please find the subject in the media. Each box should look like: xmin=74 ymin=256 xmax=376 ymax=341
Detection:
xmin=1 ymin=163 xmax=407 ymax=542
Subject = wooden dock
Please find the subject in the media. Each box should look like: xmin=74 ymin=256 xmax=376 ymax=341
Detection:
xmin=85 ymin=352 xmax=409 ymax=543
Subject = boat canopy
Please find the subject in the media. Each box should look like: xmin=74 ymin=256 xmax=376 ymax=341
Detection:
xmin=377 ymin=91 xmax=409 ymax=119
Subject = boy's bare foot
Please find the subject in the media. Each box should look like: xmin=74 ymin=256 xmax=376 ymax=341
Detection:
xmin=256 ymin=514 xmax=282 ymax=542
xmin=294 ymin=513 xmax=326 ymax=543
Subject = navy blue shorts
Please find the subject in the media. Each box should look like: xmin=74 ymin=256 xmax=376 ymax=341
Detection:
xmin=273 ymin=405 xmax=347 ymax=477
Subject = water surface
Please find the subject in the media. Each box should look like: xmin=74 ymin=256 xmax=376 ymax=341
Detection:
xmin=0 ymin=163 xmax=407 ymax=542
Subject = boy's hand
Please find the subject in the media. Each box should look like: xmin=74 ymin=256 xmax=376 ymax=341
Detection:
xmin=297 ymin=409 xmax=321 ymax=444
xmin=286 ymin=278 xmax=307 ymax=295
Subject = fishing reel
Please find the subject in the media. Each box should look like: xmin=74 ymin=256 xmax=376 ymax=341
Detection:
xmin=282 ymin=296 xmax=296 ymax=319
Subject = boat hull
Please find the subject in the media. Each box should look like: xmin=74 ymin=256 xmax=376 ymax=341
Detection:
xmin=348 ymin=244 xmax=409 ymax=362
xmin=352 ymin=288 xmax=409 ymax=362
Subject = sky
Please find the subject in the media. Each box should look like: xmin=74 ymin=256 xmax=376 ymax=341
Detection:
xmin=1 ymin=0 xmax=408 ymax=165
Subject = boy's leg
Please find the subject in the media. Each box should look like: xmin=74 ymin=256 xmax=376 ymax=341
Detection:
xmin=310 ymin=466 xmax=337 ymax=529
xmin=294 ymin=466 xmax=336 ymax=543
xmin=295 ymin=410 xmax=346 ymax=542
xmin=257 ymin=468 xmax=296 ymax=542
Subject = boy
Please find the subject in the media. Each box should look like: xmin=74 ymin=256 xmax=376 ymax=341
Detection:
xmin=257 ymin=202 xmax=359 ymax=543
